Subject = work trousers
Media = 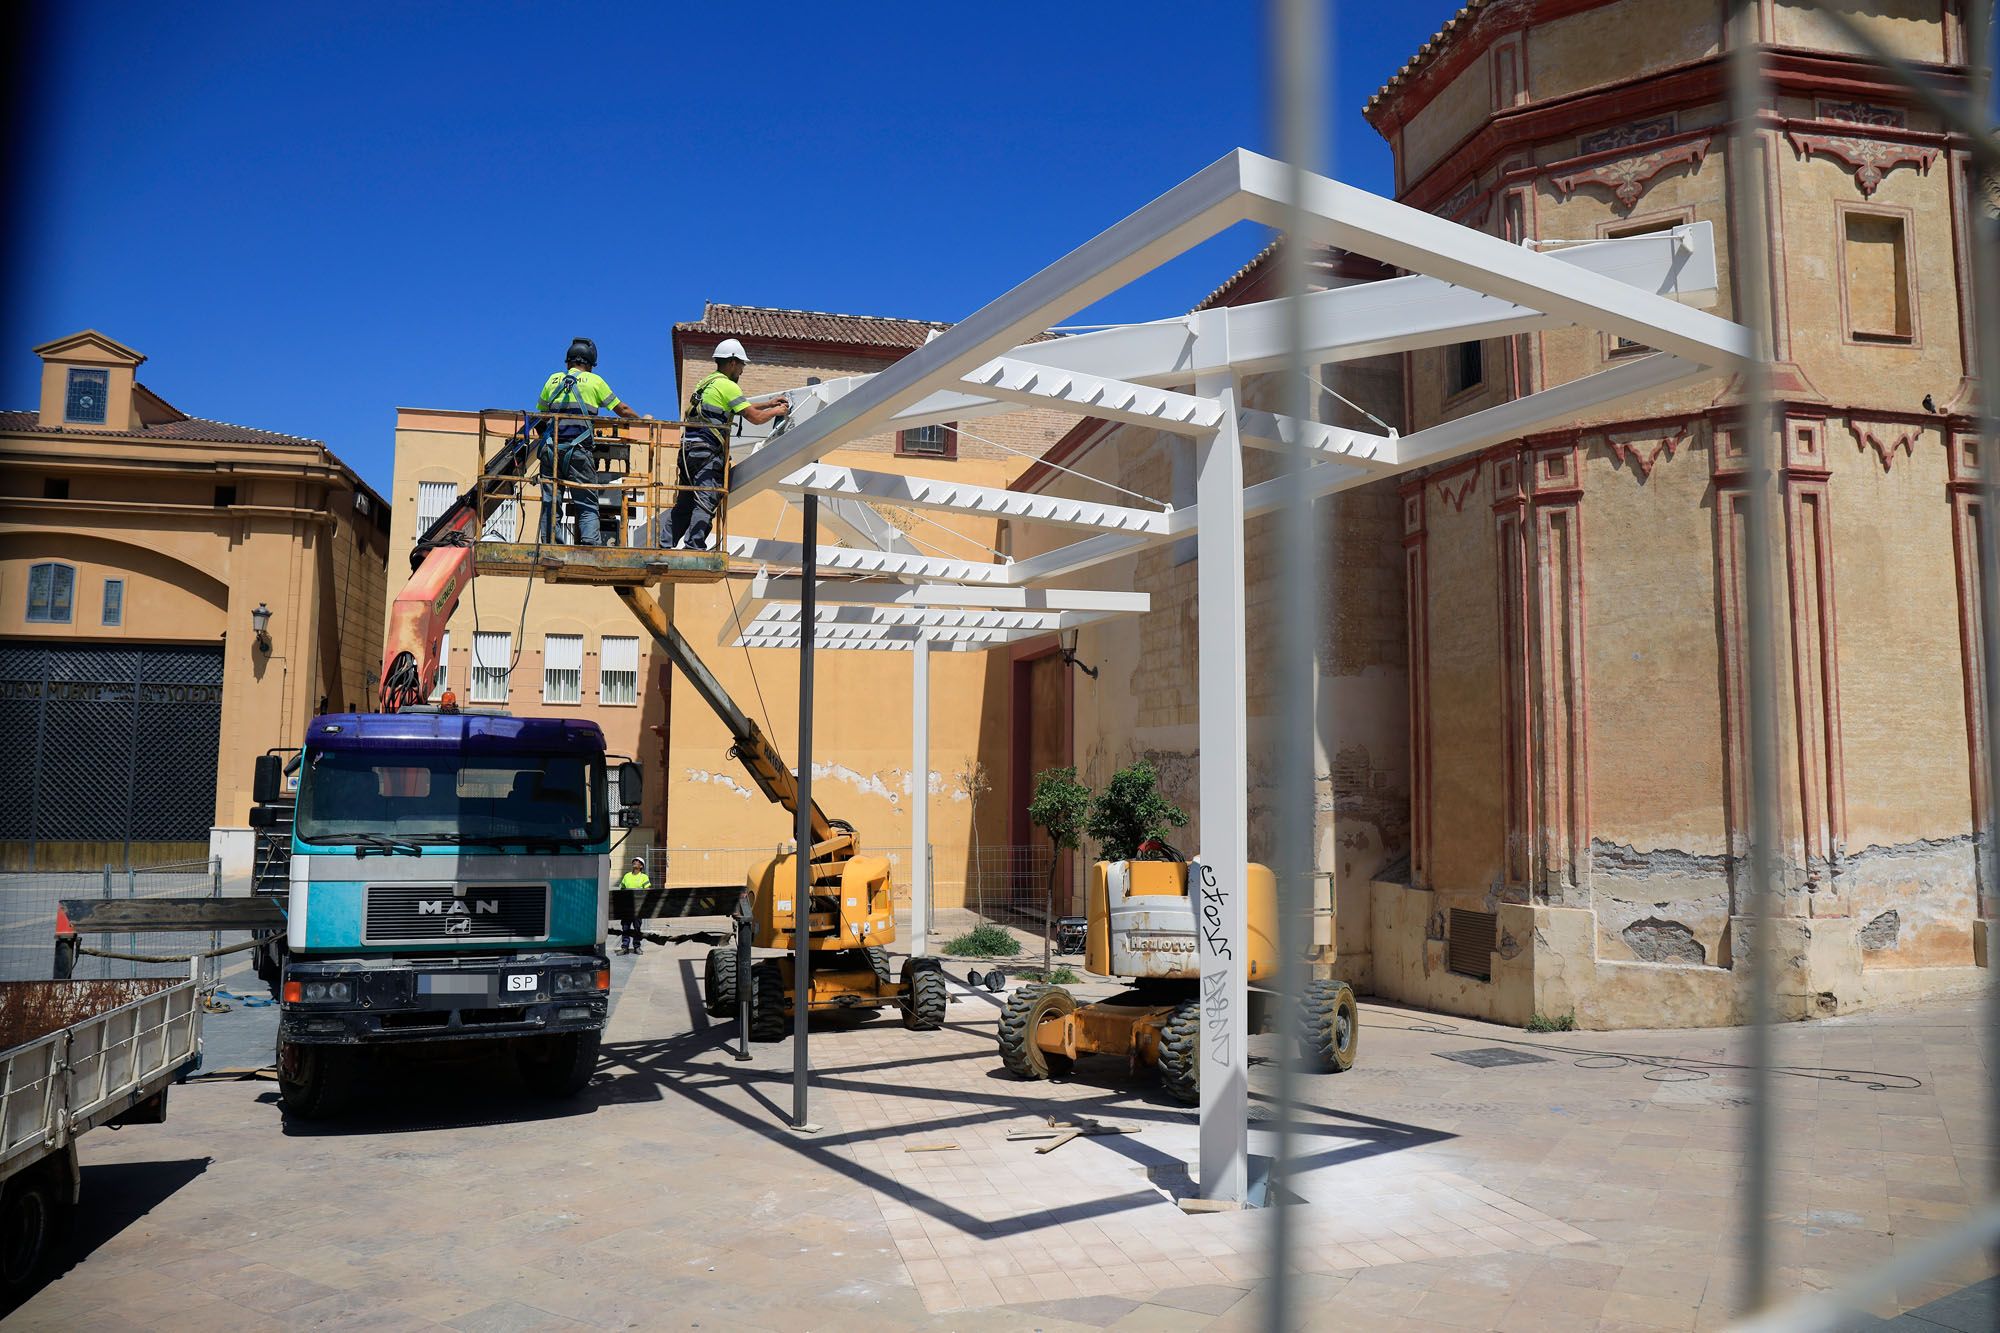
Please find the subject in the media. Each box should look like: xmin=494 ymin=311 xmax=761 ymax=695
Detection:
xmin=661 ymin=438 xmax=724 ymax=549
xmin=619 ymin=916 xmax=643 ymax=952
xmin=538 ymin=440 xmax=601 ymax=546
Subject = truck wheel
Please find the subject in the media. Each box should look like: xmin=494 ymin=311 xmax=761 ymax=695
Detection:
xmin=0 ymin=1168 xmax=65 ymax=1309
xmin=997 ymin=983 xmax=1074 ymax=1079
xmin=276 ymin=1039 xmax=353 ymax=1121
xmin=749 ymin=960 xmax=789 ymax=1042
xmin=1157 ymin=1001 xmax=1201 ymax=1106
xmin=703 ymin=945 xmax=739 ymax=1019
xmin=901 ymin=960 xmax=947 ymax=1031
xmin=1299 ymin=979 xmax=1359 ymax=1073
xmin=866 ymin=946 xmax=894 ymax=990
xmin=517 ymin=1031 xmax=601 ymax=1098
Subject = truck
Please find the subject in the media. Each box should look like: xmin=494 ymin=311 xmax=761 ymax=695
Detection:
xmin=1 ymin=974 xmax=201 ymax=1307
xmin=247 ymin=710 xmax=642 ymax=1118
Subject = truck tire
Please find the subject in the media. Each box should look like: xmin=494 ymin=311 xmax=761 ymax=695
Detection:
xmin=517 ymin=1031 xmax=601 ymax=1098
xmin=1299 ymin=979 xmax=1359 ymax=1073
xmin=1157 ymin=1001 xmax=1201 ymax=1105
xmin=901 ymin=960 xmax=946 ymax=1031
xmin=276 ymin=1038 xmax=353 ymax=1121
xmin=749 ymin=960 xmax=789 ymax=1042
xmin=997 ymin=983 xmax=1074 ymax=1079
xmin=0 ymin=1166 xmax=66 ymax=1310
xmin=704 ymin=945 xmax=739 ymax=1019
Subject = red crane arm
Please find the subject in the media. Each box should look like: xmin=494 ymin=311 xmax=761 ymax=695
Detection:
xmin=379 ymin=505 xmax=478 ymax=711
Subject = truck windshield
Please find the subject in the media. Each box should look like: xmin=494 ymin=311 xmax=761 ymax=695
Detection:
xmin=295 ymin=750 xmax=607 ymax=847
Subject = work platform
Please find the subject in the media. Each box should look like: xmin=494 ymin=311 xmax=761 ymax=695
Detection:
xmin=467 ymin=409 xmax=734 ymax=588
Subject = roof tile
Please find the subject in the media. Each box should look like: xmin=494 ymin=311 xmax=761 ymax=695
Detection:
xmin=0 ymin=409 xmax=321 ymax=448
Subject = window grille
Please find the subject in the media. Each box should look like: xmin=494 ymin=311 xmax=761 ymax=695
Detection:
xmin=27 ymin=562 xmax=74 ymax=623
xmin=65 ymin=368 xmax=108 ymax=424
xmin=543 ymin=634 xmax=583 ymax=705
xmin=897 ymin=422 xmax=956 ymax=458
xmin=470 ymin=631 xmax=511 ymax=703
xmin=600 ymin=636 xmax=639 ymax=706
xmin=415 ymin=481 xmax=455 ymax=540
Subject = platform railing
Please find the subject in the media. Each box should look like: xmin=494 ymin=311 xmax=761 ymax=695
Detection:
xmin=471 ymin=409 xmax=731 ymax=563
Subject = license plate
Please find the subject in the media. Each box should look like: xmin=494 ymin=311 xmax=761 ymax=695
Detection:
xmin=418 ymin=975 xmax=488 ymax=996
xmin=505 ymin=973 xmax=538 ymax=993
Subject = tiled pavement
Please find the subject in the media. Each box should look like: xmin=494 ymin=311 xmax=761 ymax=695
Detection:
xmin=9 ymin=936 xmax=1997 ymax=1331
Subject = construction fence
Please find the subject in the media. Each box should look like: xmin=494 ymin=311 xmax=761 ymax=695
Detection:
xmin=0 ymin=854 xmax=251 ymax=990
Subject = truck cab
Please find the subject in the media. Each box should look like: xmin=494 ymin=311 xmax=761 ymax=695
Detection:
xmin=260 ymin=711 xmax=638 ymax=1116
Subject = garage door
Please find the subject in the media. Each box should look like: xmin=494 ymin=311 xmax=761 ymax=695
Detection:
xmin=0 ymin=642 xmax=224 ymax=859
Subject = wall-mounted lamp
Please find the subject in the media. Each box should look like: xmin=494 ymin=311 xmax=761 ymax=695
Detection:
xmin=251 ymin=602 xmax=273 ymax=654
xmin=1058 ymin=627 xmax=1098 ymax=680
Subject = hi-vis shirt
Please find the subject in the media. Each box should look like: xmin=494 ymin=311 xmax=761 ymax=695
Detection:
xmin=539 ymin=369 xmax=623 ymax=414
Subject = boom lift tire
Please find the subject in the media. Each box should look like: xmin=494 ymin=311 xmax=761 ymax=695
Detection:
xmin=1299 ymin=979 xmax=1359 ymax=1074
xmin=703 ymin=945 xmax=739 ymax=1019
xmin=1157 ymin=1001 xmax=1202 ymax=1105
xmin=0 ymin=1161 xmax=67 ymax=1309
xmin=866 ymin=946 xmax=893 ymax=990
xmin=276 ymin=1038 xmax=354 ymax=1121
xmin=518 ymin=1030 xmax=601 ymax=1098
xmin=997 ymin=983 xmax=1075 ymax=1080
xmin=901 ymin=959 xmax=947 ymax=1031
xmin=749 ymin=960 xmax=789 ymax=1042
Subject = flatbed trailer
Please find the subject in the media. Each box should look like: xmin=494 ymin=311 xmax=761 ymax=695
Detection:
xmin=0 ymin=972 xmax=201 ymax=1307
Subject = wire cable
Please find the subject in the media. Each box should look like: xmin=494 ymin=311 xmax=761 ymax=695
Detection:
xmin=945 ymin=421 xmax=1171 ymax=509
xmin=1298 ymin=368 xmax=1398 ymax=437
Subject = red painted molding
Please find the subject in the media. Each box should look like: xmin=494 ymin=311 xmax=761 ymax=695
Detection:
xmin=1786 ymin=130 xmax=1939 ymax=198
xmin=1433 ymin=462 xmax=1482 ymax=514
xmin=1601 ymin=423 xmax=1692 ymax=481
xmin=1846 ymin=418 xmax=1923 ymax=473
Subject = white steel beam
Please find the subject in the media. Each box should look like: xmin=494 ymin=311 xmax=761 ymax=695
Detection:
xmin=733 ymin=630 xmax=994 ymax=652
xmin=1237 ymin=409 xmax=1397 ymax=470
xmin=777 ymin=463 xmax=1174 ymax=535
xmin=724 ymin=537 xmax=1013 ymax=585
xmin=910 ymin=636 xmax=930 ymax=957
xmin=744 ymin=576 xmax=1150 ymax=614
xmin=1193 ymin=368 xmax=1249 ymax=1204
xmin=746 ymin=603 xmax=1120 ymax=634
xmin=962 ymin=357 xmax=1223 ymax=435
xmin=730 ymin=150 xmax=1255 ymax=499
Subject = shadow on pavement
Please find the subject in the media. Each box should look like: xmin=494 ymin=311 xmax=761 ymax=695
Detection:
xmin=15 ymin=1157 xmax=214 ymax=1312
xmin=272 ymin=1044 xmax=604 ymax=1138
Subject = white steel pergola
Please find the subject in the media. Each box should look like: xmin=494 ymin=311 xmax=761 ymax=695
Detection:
xmin=723 ymin=148 xmax=1754 ymax=1200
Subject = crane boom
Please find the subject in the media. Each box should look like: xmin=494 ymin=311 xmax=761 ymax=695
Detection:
xmin=615 ymin=585 xmax=839 ymax=847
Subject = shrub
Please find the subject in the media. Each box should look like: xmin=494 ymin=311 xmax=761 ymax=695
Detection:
xmin=1019 ymin=966 xmax=1081 ymax=985
xmin=1525 ymin=1010 xmax=1577 ymax=1033
xmin=1086 ymin=760 xmax=1189 ymax=862
xmin=941 ymin=923 xmax=1021 ymax=957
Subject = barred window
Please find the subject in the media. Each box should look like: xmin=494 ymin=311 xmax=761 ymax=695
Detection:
xmin=543 ymin=633 xmax=583 ymax=705
xmin=27 ymin=562 xmax=74 ymax=623
xmin=896 ymin=422 xmax=956 ymax=459
xmin=600 ymin=636 xmax=639 ymax=706
xmin=102 ymin=578 xmax=124 ymax=627
xmin=429 ymin=631 xmax=451 ymax=701
xmin=470 ymin=631 xmax=511 ymax=703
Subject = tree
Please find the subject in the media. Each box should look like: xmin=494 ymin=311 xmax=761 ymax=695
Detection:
xmin=1086 ymin=760 xmax=1189 ymax=862
xmin=1027 ymin=767 xmax=1091 ymax=976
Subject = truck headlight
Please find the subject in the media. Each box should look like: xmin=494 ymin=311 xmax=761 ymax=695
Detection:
xmin=303 ymin=981 xmax=328 ymax=1001
xmin=328 ymin=981 xmax=353 ymax=1002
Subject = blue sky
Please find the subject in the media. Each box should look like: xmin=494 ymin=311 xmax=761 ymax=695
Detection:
xmin=6 ymin=2 xmax=1460 ymax=493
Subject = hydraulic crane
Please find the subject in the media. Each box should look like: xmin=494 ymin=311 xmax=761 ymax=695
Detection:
xmin=376 ymin=410 xmax=946 ymax=1039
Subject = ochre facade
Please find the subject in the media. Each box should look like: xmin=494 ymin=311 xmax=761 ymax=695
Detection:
xmin=1 ymin=331 xmax=388 ymax=871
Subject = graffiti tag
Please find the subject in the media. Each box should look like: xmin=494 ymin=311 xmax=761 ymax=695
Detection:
xmin=1203 ymin=969 xmax=1232 ymax=1069
xmin=1197 ymin=862 xmax=1232 ymax=960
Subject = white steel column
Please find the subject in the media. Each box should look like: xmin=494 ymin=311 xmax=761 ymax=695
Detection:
xmin=1194 ymin=359 xmax=1250 ymax=1202
xmin=910 ymin=634 xmax=931 ymax=957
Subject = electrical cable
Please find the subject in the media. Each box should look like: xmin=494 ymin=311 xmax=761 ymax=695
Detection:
xmin=1363 ymin=1014 xmax=1924 ymax=1092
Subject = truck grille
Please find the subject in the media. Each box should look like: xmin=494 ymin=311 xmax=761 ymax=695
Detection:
xmin=363 ymin=884 xmax=549 ymax=944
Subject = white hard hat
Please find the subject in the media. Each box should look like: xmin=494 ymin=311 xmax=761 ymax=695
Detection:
xmin=714 ymin=338 xmax=748 ymax=363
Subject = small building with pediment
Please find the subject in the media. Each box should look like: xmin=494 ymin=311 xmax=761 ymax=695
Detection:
xmin=0 ymin=330 xmax=389 ymax=871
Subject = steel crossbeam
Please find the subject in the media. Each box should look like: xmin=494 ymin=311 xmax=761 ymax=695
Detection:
xmin=776 ymin=462 xmax=1173 ymax=534
xmin=744 ymin=603 xmax=1119 ymax=634
xmin=1237 ymin=409 xmax=1397 ymax=469
xmin=963 ymin=357 xmax=1223 ymax=434
xmin=741 ymin=575 xmax=1148 ymax=614
xmin=723 ymin=537 xmax=1013 ymax=585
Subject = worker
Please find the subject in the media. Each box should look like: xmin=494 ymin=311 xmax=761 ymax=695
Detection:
xmin=538 ymin=337 xmax=641 ymax=547
xmin=660 ymin=338 xmax=790 ymax=550
xmin=617 ymin=855 xmax=651 ymax=955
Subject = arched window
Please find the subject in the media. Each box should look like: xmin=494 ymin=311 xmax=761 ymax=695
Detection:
xmin=26 ymin=562 xmax=75 ymax=623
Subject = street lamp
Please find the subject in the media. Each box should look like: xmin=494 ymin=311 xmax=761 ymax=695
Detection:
xmin=251 ymin=602 xmax=273 ymax=654
xmin=1058 ymin=627 xmax=1098 ymax=680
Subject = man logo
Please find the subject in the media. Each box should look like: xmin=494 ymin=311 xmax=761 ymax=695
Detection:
xmin=417 ymin=899 xmax=501 ymax=916
xmin=445 ymin=917 xmax=471 ymax=935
